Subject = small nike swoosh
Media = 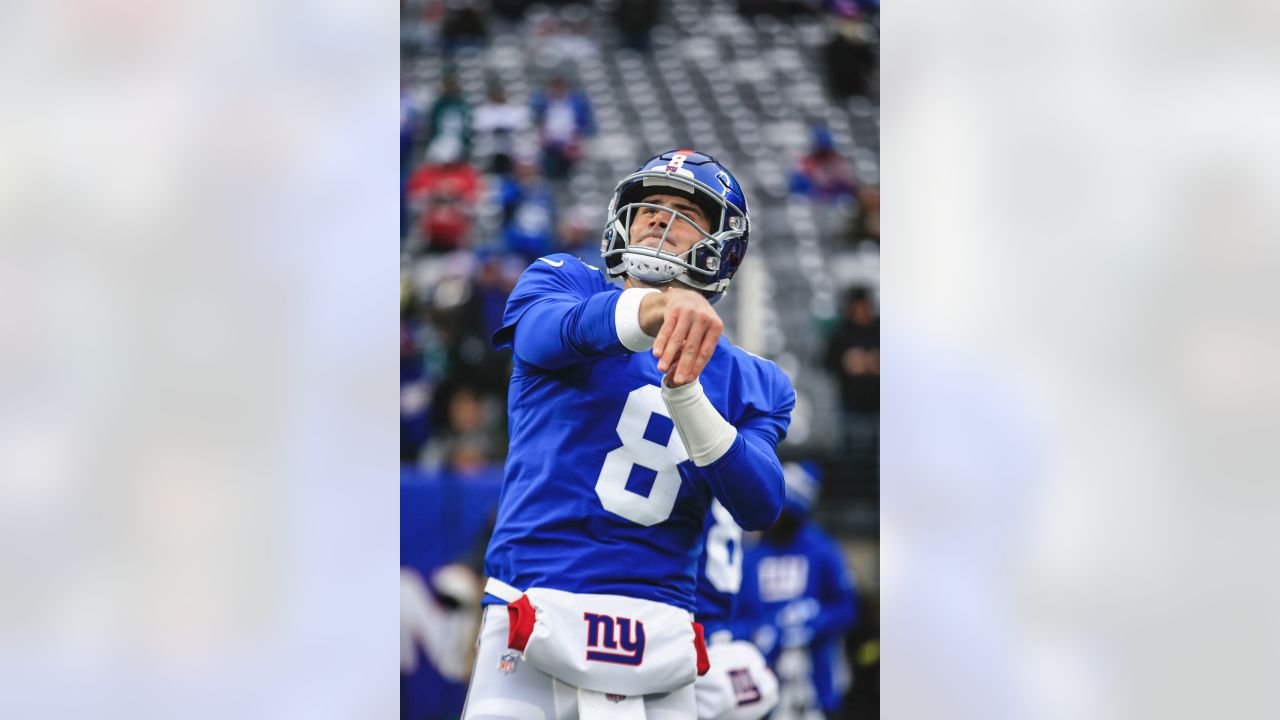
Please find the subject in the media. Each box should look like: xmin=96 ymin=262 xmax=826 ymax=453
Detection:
xmin=538 ymin=257 xmax=565 ymax=267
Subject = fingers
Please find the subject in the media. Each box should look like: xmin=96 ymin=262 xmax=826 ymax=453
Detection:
xmin=664 ymin=366 xmax=681 ymax=388
xmin=656 ymin=309 xmax=691 ymax=374
xmin=652 ymin=291 xmax=722 ymax=386
xmin=690 ymin=318 xmax=722 ymax=379
xmin=671 ymin=317 xmax=706 ymax=385
xmin=670 ymin=314 xmax=722 ymax=386
xmin=653 ymin=305 xmax=676 ymax=359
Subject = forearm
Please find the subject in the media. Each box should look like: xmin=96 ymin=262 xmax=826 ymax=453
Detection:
xmin=688 ymin=433 xmax=785 ymax=531
xmin=512 ymin=292 xmax=628 ymax=368
xmin=660 ymin=378 xmax=785 ymax=530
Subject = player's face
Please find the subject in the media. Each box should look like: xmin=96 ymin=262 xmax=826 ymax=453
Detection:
xmin=628 ymin=193 xmax=712 ymax=256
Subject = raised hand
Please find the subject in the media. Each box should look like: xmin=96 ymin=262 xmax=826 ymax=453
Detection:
xmin=649 ymin=287 xmax=723 ymax=387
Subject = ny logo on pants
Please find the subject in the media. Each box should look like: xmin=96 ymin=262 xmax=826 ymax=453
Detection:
xmin=728 ymin=668 xmax=762 ymax=704
xmin=582 ymin=612 xmax=646 ymax=665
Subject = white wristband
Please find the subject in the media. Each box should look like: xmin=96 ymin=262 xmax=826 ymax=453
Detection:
xmin=661 ymin=378 xmax=738 ymax=467
xmin=615 ymin=288 xmax=660 ymax=352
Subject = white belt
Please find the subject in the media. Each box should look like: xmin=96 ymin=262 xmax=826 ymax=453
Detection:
xmin=485 ymin=577 xmax=695 ymax=621
xmin=484 ymin=576 xmax=523 ymax=603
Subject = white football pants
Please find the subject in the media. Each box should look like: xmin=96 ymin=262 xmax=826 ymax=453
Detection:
xmin=462 ymin=605 xmax=697 ymax=720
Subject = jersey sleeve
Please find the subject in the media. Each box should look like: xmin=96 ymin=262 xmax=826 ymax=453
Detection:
xmin=492 ymin=255 xmax=631 ymax=370
xmin=688 ymin=362 xmax=797 ymax=531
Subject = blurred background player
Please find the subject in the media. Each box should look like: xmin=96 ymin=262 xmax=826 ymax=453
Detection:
xmin=463 ymin=150 xmax=794 ymax=719
xmin=694 ymin=499 xmax=780 ymax=720
xmin=737 ymin=462 xmax=858 ymax=720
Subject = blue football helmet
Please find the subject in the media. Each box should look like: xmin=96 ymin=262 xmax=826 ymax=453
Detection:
xmin=600 ymin=150 xmax=750 ymax=301
xmin=781 ymin=461 xmax=822 ymax=517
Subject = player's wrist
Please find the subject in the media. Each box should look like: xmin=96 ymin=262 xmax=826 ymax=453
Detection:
xmin=637 ymin=288 xmax=670 ymax=337
xmin=616 ymin=288 xmax=661 ymax=352
xmin=660 ymin=378 xmax=737 ymax=467
xmin=661 ymin=374 xmax=702 ymax=396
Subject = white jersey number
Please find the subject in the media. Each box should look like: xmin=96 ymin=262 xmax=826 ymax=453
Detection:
xmin=704 ymin=499 xmax=744 ymax=593
xmin=595 ymin=385 xmax=689 ymax=526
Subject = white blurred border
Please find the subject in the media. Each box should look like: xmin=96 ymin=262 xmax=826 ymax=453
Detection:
xmin=0 ymin=0 xmax=398 ymax=716
xmin=884 ymin=0 xmax=1280 ymax=717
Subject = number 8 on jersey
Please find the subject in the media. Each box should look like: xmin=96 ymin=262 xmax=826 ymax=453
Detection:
xmin=595 ymin=385 xmax=690 ymax=526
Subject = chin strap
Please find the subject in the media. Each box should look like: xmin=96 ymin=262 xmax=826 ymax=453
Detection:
xmin=623 ymin=251 xmax=685 ymax=284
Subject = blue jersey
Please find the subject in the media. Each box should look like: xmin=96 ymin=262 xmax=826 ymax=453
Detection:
xmin=694 ymin=500 xmax=745 ymax=637
xmin=484 ymin=254 xmax=794 ymax=612
xmin=737 ymin=524 xmax=858 ymax=713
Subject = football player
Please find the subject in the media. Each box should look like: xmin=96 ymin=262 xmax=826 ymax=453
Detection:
xmin=461 ymin=150 xmax=796 ymax=719
xmin=693 ymin=501 xmax=780 ymax=720
xmin=736 ymin=463 xmax=859 ymax=720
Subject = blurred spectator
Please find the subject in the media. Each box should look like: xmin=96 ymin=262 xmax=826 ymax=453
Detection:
xmin=530 ymin=73 xmax=595 ymax=181
xmin=789 ymin=127 xmax=858 ymax=204
xmin=853 ymin=184 xmax=880 ymax=244
xmin=402 ymin=88 xmax=421 ymax=240
xmin=425 ymin=74 xmax=473 ymax=164
xmin=543 ymin=5 xmax=597 ymax=64
xmin=435 ymin=254 xmax=517 ymax=397
xmin=473 ymin=83 xmax=531 ymax=176
xmin=402 ymin=278 xmax=449 ymax=463
xmin=402 ymin=250 xmax=520 ymax=466
xmin=407 ymin=157 xmax=484 ymax=205
xmin=555 ymin=203 xmax=605 ymax=267
xmin=737 ymin=463 xmax=858 ymax=719
xmin=822 ymin=10 xmax=877 ymax=100
xmin=402 ymin=0 xmax=443 ymax=58
xmin=420 ymin=188 xmax=472 ymax=253
xmin=823 ymin=287 xmax=879 ymax=458
xmin=407 ymin=160 xmax=483 ymax=253
xmin=614 ymin=0 xmax=660 ymax=52
xmin=499 ymin=162 xmax=558 ymax=259
xmin=440 ymin=0 xmax=489 ymax=52
xmin=446 ymin=435 xmax=497 ymax=477
xmin=422 ymin=385 xmax=504 ymax=470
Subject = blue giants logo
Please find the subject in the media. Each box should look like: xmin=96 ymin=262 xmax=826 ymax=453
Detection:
xmin=715 ymin=171 xmax=734 ymax=198
xmin=582 ymin=612 xmax=646 ymax=665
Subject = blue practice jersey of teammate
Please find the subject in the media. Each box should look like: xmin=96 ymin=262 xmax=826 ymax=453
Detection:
xmin=737 ymin=524 xmax=858 ymax=713
xmin=484 ymin=254 xmax=795 ymax=612
xmin=694 ymin=500 xmax=745 ymax=637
